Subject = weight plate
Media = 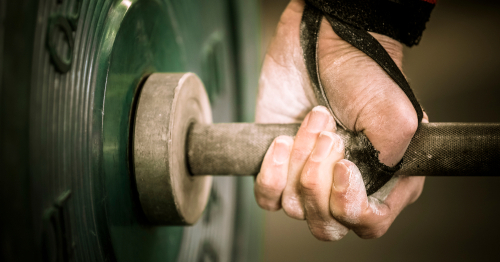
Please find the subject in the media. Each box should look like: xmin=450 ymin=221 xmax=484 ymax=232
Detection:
xmin=0 ymin=0 xmax=261 ymax=261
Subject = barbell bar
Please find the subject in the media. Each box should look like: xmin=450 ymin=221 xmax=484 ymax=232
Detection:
xmin=133 ymin=73 xmax=500 ymax=225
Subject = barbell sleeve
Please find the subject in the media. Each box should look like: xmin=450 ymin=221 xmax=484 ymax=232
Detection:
xmin=187 ymin=122 xmax=500 ymax=177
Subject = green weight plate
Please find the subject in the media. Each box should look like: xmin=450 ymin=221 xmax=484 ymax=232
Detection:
xmin=1 ymin=0 xmax=263 ymax=261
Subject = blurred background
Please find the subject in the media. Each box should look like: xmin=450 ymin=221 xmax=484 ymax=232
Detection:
xmin=259 ymin=0 xmax=500 ymax=261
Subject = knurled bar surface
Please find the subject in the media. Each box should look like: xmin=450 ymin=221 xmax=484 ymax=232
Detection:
xmin=401 ymin=123 xmax=500 ymax=176
xmin=189 ymin=123 xmax=500 ymax=178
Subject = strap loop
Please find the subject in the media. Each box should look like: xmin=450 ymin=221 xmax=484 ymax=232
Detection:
xmin=299 ymin=4 xmax=422 ymax=195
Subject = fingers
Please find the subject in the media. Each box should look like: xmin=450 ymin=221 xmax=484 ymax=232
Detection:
xmin=330 ymin=160 xmax=370 ymax=225
xmin=255 ymin=136 xmax=294 ymax=211
xmin=324 ymin=110 xmax=429 ymax=238
xmin=330 ymin=160 xmax=391 ymax=238
xmin=281 ymin=106 xmax=335 ymax=219
xmin=300 ymin=131 xmax=349 ymax=241
xmin=256 ymin=106 xmax=351 ymax=241
xmin=329 ymin=160 xmax=425 ymax=239
xmin=256 ymin=107 xmax=426 ymax=240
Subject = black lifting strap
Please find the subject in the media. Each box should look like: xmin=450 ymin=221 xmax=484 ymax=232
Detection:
xmin=300 ymin=4 xmax=423 ymax=195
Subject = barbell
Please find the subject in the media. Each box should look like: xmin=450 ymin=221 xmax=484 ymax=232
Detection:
xmin=133 ymin=72 xmax=500 ymax=225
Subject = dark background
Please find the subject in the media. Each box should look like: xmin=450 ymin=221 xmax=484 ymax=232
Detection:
xmin=259 ymin=0 xmax=500 ymax=261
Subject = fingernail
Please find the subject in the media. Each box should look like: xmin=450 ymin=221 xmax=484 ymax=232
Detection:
xmin=307 ymin=106 xmax=330 ymax=132
xmin=311 ymin=132 xmax=334 ymax=161
xmin=332 ymin=133 xmax=344 ymax=153
xmin=334 ymin=161 xmax=350 ymax=192
xmin=326 ymin=116 xmax=337 ymax=132
xmin=273 ymin=138 xmax=290 ymax=164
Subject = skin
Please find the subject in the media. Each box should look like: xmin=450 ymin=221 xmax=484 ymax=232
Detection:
xmin=254 ymin=0 xmax=429 ymax=241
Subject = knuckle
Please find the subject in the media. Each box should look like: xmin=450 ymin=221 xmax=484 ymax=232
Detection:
xmin=337 ymin=210 xmax=349 ymax=220
xmin=402 ymin=118 xmax=418 ymax=140
xmin=330 ymin=199 xmax=349 ymax=218
xmin=290 ymin=149 xmax=310 ymax=162
xmin=257 ymin=179 xmax=281 ymax=194
xmin=282 ymin=197 xmax=305 ymax=220
xmin=256 ymin=173 xmax=286 ymax=194
xmin=299 ymin=174 xmax=320 ymax=193
xmin=393 ymin=107 xmax=418 ymax=140
xmin=254 ymin=183 xmax=283 ymax=212
xmin=331 ymin=202 xmax=364 ymax=225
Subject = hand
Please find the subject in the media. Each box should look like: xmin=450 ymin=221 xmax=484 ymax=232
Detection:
xmin=254 ymin=0 xmax=428 ymax=241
